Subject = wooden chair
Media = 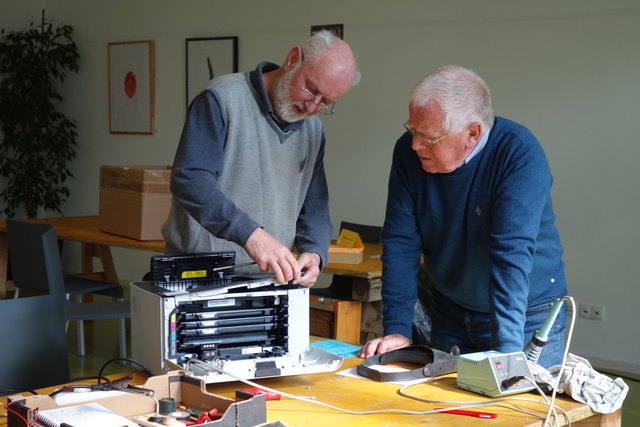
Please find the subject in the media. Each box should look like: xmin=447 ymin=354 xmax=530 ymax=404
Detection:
xmin=7 ymin=220 xmax=130 ymax=359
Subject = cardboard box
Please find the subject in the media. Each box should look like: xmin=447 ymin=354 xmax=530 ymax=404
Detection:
xmin=327 ymin=244 xmax=364 ymax=264
xmin=99 ymin=165 xmax=172 ymax=241
xmin=7 ymin=370 xmax=270 ymax=427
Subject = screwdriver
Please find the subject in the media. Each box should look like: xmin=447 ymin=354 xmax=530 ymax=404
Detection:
xmin=211 ymin=261 xmax=257 ymax=272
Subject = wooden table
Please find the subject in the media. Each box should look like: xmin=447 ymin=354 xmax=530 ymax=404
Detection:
xmin=0 ymin=216 xmax=164 ymax=298
xmin=0 ymin=216 xmax=385 ymax=342
xmin=0 ymin=357 xmax=620 ymax=426
xmin=323 ymin=243 xmax=382 ymax=279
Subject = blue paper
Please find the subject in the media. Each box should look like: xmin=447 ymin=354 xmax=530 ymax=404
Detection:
xmin=311 ymin=339 xmax=361 ymax=358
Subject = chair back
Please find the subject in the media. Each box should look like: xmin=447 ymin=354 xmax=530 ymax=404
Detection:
xmin=0 ymin=293 xmax=69 ymax=393
xmin=2 ymin=220 xmax=70 ymax=392
xmin=7 ymin=220 xmax=66 ymax=297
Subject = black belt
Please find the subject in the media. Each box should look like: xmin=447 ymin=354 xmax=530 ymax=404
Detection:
xmin=357 ymin=345 xmax=459 ymax=382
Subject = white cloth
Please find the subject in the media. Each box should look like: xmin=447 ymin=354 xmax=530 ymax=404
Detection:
xmin=535 ymin=353 xmax=628 ymax=414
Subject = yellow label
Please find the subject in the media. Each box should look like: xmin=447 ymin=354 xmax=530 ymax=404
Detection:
xmin=336 ymin=229 xmax=364 ymax=248
xmin=181 ymin=270 xmax=207 ymax=279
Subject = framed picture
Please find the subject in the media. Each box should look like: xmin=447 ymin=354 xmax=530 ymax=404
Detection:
xmin=108 ymin=40 xmax=155 ymax=134
xmin=186 ymin=36 xmax=238 ymax=108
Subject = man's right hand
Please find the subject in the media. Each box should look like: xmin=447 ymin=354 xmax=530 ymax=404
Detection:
xmin=358 ymin=334 xmax=411 ymax=359
xmin=244 ymin=228 xmax=301 ymax=284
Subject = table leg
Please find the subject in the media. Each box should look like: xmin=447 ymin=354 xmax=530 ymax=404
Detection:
xmin=80 ymin=242 xmax=120 ymax=284
xmin=332 ymin=299 xmax=362 ymax=345
xmin=309 ymin=294 xmax=362 ymax=345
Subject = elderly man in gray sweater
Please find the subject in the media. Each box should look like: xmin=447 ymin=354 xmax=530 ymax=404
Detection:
xmin=162 ymin=31 xmax=360 ymax=286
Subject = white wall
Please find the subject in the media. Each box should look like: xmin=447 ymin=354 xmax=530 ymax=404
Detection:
xmin=3 ymin=0 xmax=639 ymax=375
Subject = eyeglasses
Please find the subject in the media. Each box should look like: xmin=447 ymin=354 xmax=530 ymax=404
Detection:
xmin=404 ymin=121 xmax=451 ymax=146
xmin=299 ymin=58 xmax=335 ymax=115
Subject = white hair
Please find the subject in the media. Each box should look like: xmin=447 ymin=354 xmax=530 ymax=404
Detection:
xmin=300 ymin=30 xmax=361 ymax=87
xmin=410 ymin=65 xmax=494 ymax=131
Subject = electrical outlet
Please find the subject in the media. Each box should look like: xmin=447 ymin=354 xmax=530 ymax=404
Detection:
xmin=578 ymin=303 xmax=592 ymax=319
xmin=591 ymin=304 xmax=605 ymax=321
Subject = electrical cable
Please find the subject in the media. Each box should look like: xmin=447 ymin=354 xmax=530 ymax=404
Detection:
xmin=4 ymin=399 xmax=38 ymax=426
xmin=398 ymin=377 xmax=570 ymax=425
xmin=185 ymin=359 xmax=495 ymax=416
xmin=386 ymin=296 xmax=577 ymax=425
xmin=3 ymin=356 xmax=158 ymax=426
xmin=185 ymin=299 xmax=578 ymax=423
xmin=67 ymin=375 xmax=111 ymax=383
xmin=184 ymin=359 xmax=558 ymax=419
xmin=541 ymin=296 xmax=576 ymax=427
xmin=3 ymin=303 xmax=579 ymax=424
xmin=96 ymin=357 xmax=156 ymax=384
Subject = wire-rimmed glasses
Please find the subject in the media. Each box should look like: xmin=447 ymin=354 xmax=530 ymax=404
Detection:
xmin=404 ymin=121 xmax=451 ymax=146
xmin=299 ymin=59 xmax=335 ymax=115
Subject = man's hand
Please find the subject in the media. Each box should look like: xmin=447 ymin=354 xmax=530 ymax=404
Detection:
xmin=245 ymin=228 xmax=301 ymax=284
xmin=358 ymin=334 xmax=410 ymax=359
xmin=295 ymin=252 xmax=321 ymax=287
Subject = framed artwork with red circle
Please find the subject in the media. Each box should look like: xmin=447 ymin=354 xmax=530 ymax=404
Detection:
xmin=108 ymin=40 xmax=155 ymax=134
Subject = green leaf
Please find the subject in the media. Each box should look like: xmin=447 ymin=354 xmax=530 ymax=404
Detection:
xmin=0 ymin=16 xmax=79 ymax=218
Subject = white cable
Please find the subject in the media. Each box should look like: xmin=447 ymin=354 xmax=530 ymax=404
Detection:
xmin=399 ymin=377 xmax=570 ymax=424
xmin=186 ymin=359 xmax=569 ymax=420
xmin=182 ymin=297 xmax=578 ymax=421
xmin=521 ymin=376 xmax=563 ymax=426
xmin=541 ymin=296 xmax=576 ymax=427
xmin=398 ymin=295 xmax=579 ymax=427
xmin=185 ymin=359 xmax=513 ymax=416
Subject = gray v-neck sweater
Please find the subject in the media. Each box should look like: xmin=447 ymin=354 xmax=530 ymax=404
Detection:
xmin=162 ymin=71 xmax=331 ymax=265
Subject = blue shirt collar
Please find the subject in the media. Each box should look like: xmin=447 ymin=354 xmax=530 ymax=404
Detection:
xmin=463 ymin=124 xmax=492 ymax=165
xmin=249 ymin=61 xmax=304 ymax=133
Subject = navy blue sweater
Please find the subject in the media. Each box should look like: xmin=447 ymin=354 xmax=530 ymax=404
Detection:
xmin=381 ymin=117 xmax=567 ymax=353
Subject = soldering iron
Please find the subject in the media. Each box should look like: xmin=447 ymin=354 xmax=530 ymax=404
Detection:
xmin=523 ymin=296 xmax=571 ymax=364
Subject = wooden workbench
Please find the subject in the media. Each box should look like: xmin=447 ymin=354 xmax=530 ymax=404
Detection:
xmin=0 ymin=356 xmax=620 ymax=426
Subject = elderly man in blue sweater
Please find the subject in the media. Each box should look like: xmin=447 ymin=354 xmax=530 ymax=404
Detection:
xmin=359 ymin=65 xmax=568 ymax=368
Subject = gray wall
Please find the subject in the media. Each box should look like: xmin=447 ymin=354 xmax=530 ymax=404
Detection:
xmin=2 ymin=0 xmax=639 ymax=375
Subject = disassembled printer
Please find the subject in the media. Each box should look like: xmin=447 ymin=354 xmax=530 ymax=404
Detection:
xmin=131 ymin=251 xmax=343 ymax=383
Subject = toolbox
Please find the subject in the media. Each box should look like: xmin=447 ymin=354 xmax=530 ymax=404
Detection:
xmin=7 ymin=370 xmax=277 ymax=427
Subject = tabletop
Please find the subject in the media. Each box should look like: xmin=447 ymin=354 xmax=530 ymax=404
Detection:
xmin=0 ymin=216 xmax=165 ymax=252
xmin=0 ymin=216 xmax=380 ymax=277
xmin=1 ymin=356 xmax=614 ymax=427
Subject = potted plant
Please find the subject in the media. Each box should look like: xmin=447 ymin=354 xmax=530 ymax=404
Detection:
xmin=0 ymin=11 xmax=79 ymax=218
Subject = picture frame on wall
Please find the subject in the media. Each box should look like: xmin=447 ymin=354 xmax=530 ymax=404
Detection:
xmin=186 ymin=36 xmax=238 ymax=108
xmin=108 ymin=40 xmax=155 ymax=134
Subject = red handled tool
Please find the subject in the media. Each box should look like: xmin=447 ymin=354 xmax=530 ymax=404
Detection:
xmin=241 ymin=387 xmax=281 ymax=401
xmin=197 ymin=408 xmax=223 ymax=423
xmin=435 ymin=408 xmax=497 ymax=418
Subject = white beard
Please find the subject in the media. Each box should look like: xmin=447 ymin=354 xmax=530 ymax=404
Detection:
xmin=273 ymin=67 xmax=309 ymax=123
